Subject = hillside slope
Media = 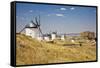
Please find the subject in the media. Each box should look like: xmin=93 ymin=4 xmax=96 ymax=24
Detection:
xmin=16 ymin=34 xmax=96 ymax=65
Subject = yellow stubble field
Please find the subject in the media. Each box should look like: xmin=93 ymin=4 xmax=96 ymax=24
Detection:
xmin=16 ymin=34 xmax=96 ymax=65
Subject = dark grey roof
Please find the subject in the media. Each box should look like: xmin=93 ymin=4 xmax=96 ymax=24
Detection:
xmin=25 ymin=23 xmax=37 ymax=28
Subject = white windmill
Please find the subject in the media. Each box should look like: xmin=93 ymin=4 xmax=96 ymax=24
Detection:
xmin=51 ymin=32 xmax=57 ymax=40
xmin=61 ymin=34 xmax=66 ymax=41
xmin=19 ymin=16 xmax=43 ymax=39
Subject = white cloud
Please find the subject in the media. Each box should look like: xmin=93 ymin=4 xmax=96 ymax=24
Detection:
xmin=60 ymin=8 xmax=66 ymax=10
xmin=70 ymin=7 xmax=75 ymax=10
xmin=47 ymin=14 xmax=51 ymax=16
xmin=56 ymin=14 xmax=64 ymax=17
xmin=47 ymin=13 xmax=64 ymax=17
xmin=29 ymin=10 xmax=33 ymax=12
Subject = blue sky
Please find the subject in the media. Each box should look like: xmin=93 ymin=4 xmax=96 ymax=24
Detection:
xmin=16 ymin=3 xmax=96 ymax=34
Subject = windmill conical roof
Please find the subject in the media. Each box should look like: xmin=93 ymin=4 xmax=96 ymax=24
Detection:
xmin=26 ymin=23 xmax=37 ymax=28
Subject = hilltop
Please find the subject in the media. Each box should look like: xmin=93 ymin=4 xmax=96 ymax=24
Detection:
xmin=16 ymin=34 xmax=96 ymax=65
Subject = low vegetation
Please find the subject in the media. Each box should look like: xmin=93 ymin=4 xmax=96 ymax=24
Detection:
xmin=16 ymin=34 xmax=96 ymax=65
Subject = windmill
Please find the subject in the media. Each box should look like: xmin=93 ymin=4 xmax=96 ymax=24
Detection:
xmin=51 ymin=31 xmax=57 ymax=40
xmin=19 ymin=16 xmax=43 ymax=38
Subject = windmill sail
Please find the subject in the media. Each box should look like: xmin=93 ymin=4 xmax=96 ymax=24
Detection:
xmin=19 ymin=26 xmax=26 ymax=33
xmin=35 ymin=17 xmax=39 ymax=26
xmin=39 ymin=26 xmax=43 ymax=36
xmin=39 ymin=15 xmax=40 ymax=26
xmin=37 ymin=15 xmax=43 ymax=36
xmin=19 ymin=15 xmax=43 ymax=37
xmin=31 ymin=20 xmax=37 ymax=27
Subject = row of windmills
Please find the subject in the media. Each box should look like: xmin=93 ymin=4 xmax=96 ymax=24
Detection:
xmin=19 ymin=16 xmax=66 ymax=41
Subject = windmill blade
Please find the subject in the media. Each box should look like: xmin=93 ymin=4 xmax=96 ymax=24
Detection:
xmin=19 ymin=27 xmax=26 ymax=33
xmin=31 ymin=20 xmax=37 ymax=26
xmin=35 ymin=17 xmax=39 ymax=26
xmin=38 ymin=15 xmax=40 ymax=25
xmin=19 ymin=24 xmax=29 ymax=33
xmin=38 ymin=26 xmax=43 ymax=36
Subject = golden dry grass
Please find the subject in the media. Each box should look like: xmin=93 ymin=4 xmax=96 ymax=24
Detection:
xmin=16 ymin=34 xmax=96 ymax=65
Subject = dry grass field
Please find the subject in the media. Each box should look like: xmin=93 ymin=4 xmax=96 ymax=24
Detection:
xmin=16 ymin=34 xmax=96 ymax=65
